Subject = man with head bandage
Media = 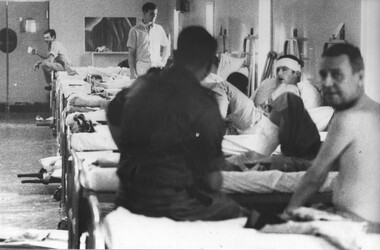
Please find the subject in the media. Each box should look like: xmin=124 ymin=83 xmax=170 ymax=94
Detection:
xmin=226 ymin=54 xmax=334 ymax=169
xmin=254 ymin=54 xmax=322 ymax=111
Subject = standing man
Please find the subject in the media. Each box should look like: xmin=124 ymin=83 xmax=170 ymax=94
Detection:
xmin=284 ymin=43 xmax=380 ymax=233
xmin=32 ymin=29 xmax=73 ymax=91
xmin=127 ymin=2 xmax=170 ymax=79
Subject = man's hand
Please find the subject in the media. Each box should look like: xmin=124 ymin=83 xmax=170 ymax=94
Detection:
xmin=279 ymin=207 xmax=295 ymax=221
xmin=34 ymin=61 xmax=42 ymax=70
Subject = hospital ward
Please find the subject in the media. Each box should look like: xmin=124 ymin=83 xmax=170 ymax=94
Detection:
xmin=1 ymin=0 xmax=380 ymax=249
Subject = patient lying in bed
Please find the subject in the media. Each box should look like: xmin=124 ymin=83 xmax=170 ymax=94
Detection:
xmin=201 ymin=72 xmax=334 ymax=169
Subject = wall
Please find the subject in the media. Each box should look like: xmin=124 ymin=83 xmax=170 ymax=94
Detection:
xmin=49 ymin=0 xmax=173 ymax=67
xmin=214 ymin=0 xmax=259 ymax=54
xmin=272 ymin=0 xmax=361 ymax=85
xmin=361 ymin=0 xmax=380 ymax=103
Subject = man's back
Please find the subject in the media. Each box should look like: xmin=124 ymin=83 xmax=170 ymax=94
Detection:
xmin=116 ymin=67 xmax=241 ymax=221
xmin=331 ymin=95 xmax=380 ymax=222
xmin=50 ymin=40 xmax=71 ymax=67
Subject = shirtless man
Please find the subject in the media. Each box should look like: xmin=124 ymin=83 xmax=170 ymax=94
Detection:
xmin=284 ymin=43 xmax=380 ymax=233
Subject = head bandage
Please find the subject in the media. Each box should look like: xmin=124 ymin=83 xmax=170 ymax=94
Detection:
xmin=275 ymin=58 xmax=301 ymax=72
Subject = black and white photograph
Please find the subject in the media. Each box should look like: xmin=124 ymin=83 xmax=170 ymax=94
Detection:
xmin=0 ymin=0 xmax=379 ymax=249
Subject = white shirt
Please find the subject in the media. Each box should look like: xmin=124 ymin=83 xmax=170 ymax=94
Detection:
xmin=127 ymin=22 xmax=169 ymax=67
xmin=49 ymin=40 xmax=72 ymax=68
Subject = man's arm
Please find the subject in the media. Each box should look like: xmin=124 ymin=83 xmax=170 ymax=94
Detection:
xmin=202 ymin=171 xmax=223 ymax=191
xmin=32 ymin=49 xmax=49 ymax=60
xmin=128 ymin=47 xmax=137 ymax=79
xmin=160 ymin=44 xmax=170 ymax=67
xmin=284 ymin=112 xmax=352 ymax=215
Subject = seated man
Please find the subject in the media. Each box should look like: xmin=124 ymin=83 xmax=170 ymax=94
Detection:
xmin=254 ymin=54 xmax=322 ymax=111
xmin=115 ymin=26 xmax=249 ymax=222
xmin=284 ymin=43 xmax=380 ymax=233
xmin=32 ymin=29 xmax=75 ymax=91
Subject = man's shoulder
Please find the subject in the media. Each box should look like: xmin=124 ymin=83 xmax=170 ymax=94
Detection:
xmin=50 ymin=40 xmax=66 ymax=51
xmin=130 ymin=23 xmax=145 ymax=31
xmin=297 ymin=80 xmax=319 ymax=91
xmin=51 ymin=40 xmax=62 ymax=47
xmin=153 ymin=23 xmax=164 ymax=29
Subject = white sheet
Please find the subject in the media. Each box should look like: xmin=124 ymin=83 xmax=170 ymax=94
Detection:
xmin=80 ymin=163 xmax=118 ymax=192
xmin=0 ymin=228 xmax=68 ymax=249
xmin=102 ymin=206 xmax=345 ymax=249
xmin=223 ymin=131 xmax=328 ymax=156
xmin=70 ymin=125 xmax=118 ymax=151
xmin=56 ymin=66 xmax=129 ymax=97
xmin=76 ymin=157 xmax=336 ymax=194
xmin=221 ymin=170 xmax=337 ymax=193
xmin=66 ymin=110 xmax=107 ymax=126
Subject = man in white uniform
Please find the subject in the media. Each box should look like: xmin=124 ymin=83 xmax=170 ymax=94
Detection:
xmin=284 ymin=43 xmax=380 ymax=233
xmin=32 ymin=29 xmax=73 ymax=91
xmin=127 ymin=2 xmax=170 ymax=79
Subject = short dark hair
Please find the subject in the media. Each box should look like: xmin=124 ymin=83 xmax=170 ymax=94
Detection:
xmin=142 ymin=2 xmax=157 ymax=13
xmin=175 ymin=26 xmax=217 ymax=70
xmin=277 ymin=54 xmax=304 ymax=68
xmin=44 ymin=29 xmax=56 ymax=39
xmin=322 ymin=43 xmax=364 ymax=73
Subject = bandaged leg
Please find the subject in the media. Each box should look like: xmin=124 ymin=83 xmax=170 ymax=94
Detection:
xmin=225 ymin=116 xmax=280 ymax=169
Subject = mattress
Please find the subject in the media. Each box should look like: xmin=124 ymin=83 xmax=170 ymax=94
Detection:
xmin=101 ymin=206 xmax=380 ymax=249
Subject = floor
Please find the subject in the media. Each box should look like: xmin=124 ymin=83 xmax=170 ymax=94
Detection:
xmin=0 ymin=112 xmax=62 ymax=230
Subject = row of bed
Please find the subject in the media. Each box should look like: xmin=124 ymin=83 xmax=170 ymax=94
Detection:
xmin=52 ymin=66 xmax=379 ymax=249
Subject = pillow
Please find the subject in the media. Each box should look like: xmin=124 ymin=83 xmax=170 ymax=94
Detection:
xmin=216 ymin=53 xmax=246 ymax=80
xmin=308 ymin=106 xmax=334 ymax=131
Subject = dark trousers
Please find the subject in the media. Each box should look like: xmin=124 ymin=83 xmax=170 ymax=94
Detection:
xmin=269 ymin=93 xmax=321 ymax=159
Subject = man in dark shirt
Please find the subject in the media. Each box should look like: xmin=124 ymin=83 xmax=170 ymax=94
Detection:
xmin=114 ymin=26 xmax=245 ymax=221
